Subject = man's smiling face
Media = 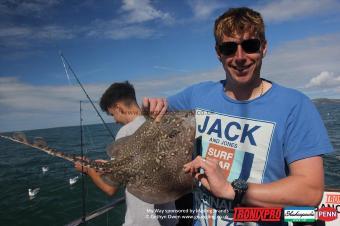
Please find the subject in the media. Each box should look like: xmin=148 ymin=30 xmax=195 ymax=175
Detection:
xmin=217 ymin=32 xmax=267 ymax=87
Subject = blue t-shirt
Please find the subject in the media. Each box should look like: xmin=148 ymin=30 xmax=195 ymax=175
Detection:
xmin=167 ymin=80 xmax=333 ymax=226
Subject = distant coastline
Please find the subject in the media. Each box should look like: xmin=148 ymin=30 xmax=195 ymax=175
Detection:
xmin=312 ymin=98 xmax=340 ymax=104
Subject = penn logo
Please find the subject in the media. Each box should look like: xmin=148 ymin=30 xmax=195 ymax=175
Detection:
xmin=318 ymin=207 xmax=338 ymax=222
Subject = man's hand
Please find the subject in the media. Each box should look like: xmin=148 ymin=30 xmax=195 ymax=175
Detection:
xmin=74 ymin=156 xmax=90 ymax=174
xmin=74 ymin=158 xmax=117 ymax=196
xmin=142 ymin=97 xmax=168 ymax=122
xmin=74 ymin=158 xmax=107 ymax=176
xmin=74 ymin=161 xmax=90 ymax=174
xmin=183 ymin=156 xmax=234 ymax=200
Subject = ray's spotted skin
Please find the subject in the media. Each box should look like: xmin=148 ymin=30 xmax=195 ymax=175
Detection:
xmin=0 ymin=111 xmax=196 ymax=204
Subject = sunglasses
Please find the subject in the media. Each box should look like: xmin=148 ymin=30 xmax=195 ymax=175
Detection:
xmin=218 ymin=39 xmax=261 ymax=56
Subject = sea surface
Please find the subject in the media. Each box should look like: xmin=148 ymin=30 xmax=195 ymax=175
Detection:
xmin=0 ymin=123 xmax=125 ymax=226
xmin=0 ymin=103 xmax=339 ymax=226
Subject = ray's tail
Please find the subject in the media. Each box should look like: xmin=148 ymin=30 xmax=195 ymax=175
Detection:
xmin=0 ymin=132 xmax=112 ymax=173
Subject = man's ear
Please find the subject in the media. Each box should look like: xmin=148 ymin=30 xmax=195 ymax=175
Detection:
xmin=118 ymin=104 xmax=130 ymax=114
xmin=114 ymin=104 xmax=123 ymax=114
xmin=107 ymin=106 xmax=115 ymax=115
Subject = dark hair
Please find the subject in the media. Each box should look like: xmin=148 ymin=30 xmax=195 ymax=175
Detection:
xmin=99 ymin=81 xmax=137 ymax=114
xmin=214 ymin=7 xmax=266 ymax=45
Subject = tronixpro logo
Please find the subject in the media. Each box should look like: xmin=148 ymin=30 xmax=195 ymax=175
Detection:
xmin=233 ymin=207 xmax=282 ymax=222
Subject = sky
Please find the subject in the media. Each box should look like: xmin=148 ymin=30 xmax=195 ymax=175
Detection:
xmin=0 ymin=0 xmax=340 ymax=132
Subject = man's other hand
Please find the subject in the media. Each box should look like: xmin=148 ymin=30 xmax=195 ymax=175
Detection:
xmin=142 ymin=97 xmax=168 ymax=122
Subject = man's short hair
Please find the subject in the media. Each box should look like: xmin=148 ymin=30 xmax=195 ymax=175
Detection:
xmin=100 ymin=81 xmax=137 ymax=114
xmin=214 ymin=7 xmax=266 ymax=45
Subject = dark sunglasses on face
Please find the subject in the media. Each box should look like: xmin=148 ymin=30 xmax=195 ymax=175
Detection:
xmin=218 ymin=39 xmax=261 ymax=56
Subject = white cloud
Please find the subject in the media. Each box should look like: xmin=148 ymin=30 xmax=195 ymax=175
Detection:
xmin=86 ymin=21 xmax=158 ymax=40
xmin=0 ymin=24 xmax=76 ymax=59
xmin=0 ymin=20 xmax=156 ymax=51
xmin=186 ymin=0 xmax=225 ymax=20
xmin=153 ymin=65 xmax=189 ymax=73
xmin=262 ymin=33 xmax=340 ymax=96
xmin=85 ymin=0 xmax=173 ymax=40
xmin=133 ymin=68 xmax=223 ymax=98
xmin=0 ymin=77 xmax=110 ymax=132
xmin=0 ymin=26 xmax=31 ymax=38
xmin=1 ymin=31 xmax=340 ymax=131
xmin=0 ymin=77 xmax=78 ymax=112
xmin=305 ymin=71 xmax=340 ymax=89
xmin=2 ymin=25 xmax=75 ymax=40
xmin=34 ymin=25 xmax=76 ymax=40
xmin=136 ymin=33 xmax=340 ymax=99
xmin=0 ymin=0 xmax=173 ymax=49
xmin=121 ymin=0 xmax=172 ymax=24
xmin=0 ymin=25 xmax=76 ymax=50
xmin=0 ymin=68 xmax=224 ymax=132
xmin=0 ymin=0 xmax=60 ymax=16
xmin=257 ymin=0 xmax=340 ymax=23
xmin=3 ymin=28 xmax=340 ymax=133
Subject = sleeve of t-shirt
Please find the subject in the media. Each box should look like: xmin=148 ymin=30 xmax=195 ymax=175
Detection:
xmin=167 ymin=85 xmax=195 ymax=111
xmin=283 ymin=95 xmax=333 ymax=164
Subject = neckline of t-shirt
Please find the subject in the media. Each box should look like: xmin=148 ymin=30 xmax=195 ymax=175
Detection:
xmin=220 ymin=79 xmax=276 ymax=104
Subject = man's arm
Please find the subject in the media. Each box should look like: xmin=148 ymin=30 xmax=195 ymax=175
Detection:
xmin=184 ymin=155 xmax=324 ymax=207
xmin=74 ymin=161 xmax=118 ymax=196
xmin=244 ymin=156 xmax=324 ymax=207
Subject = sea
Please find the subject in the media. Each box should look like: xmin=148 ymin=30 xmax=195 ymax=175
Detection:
xmin=0 ymin=102 xmax=339 ymax=226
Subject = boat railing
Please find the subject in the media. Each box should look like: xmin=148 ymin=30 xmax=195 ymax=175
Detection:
xmin=65 ymin=197 xmax=125 ymax=226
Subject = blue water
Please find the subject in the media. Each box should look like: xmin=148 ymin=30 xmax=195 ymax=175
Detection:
xmin=0 ymin=103 xmax=339 ymax=226
xmin=0 ymin=123 xmax=125 ymax=226
xmin=315 ymin=102 xmax=340 ymax=187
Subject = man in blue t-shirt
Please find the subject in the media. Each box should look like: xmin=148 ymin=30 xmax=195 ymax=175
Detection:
xmin=143 ymin=7 xmax=333 ymax=226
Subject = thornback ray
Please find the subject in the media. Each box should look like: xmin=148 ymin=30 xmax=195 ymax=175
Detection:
xmin=0 ymin=111 xmax=197 ymax=204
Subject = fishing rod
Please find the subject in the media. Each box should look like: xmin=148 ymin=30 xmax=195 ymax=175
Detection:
xmin=59 ymin=52 xmax=115 ymax=139
xmin=80 ymin=101 xmax=87 ymax=225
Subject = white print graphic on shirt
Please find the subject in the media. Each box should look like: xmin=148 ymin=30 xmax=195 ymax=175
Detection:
xmin=195 ymin=108 xmax=275 ymax=183
xmin=194 ymin=109 xmax=275 ymax=226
